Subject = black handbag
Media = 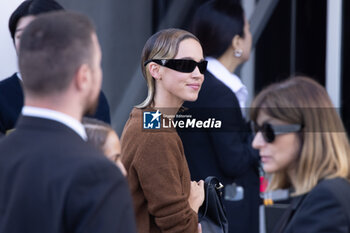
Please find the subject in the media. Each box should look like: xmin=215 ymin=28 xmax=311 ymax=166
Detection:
xmin=198 ymin=176 xmax=229 ymax=233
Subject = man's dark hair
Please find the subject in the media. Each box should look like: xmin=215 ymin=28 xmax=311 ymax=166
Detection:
xmin=9 ymin=0 xmax=64 ymax=41
xmin=19 ymin=11 xmax=96 ymax=96
xmin=190 ymin=0 xmax=244 ymax=58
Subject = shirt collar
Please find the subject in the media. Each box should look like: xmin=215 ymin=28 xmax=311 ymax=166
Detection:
xmin=22 ymin=106 xmax=87 ymax=141
xmin=206 ymin=57 xmax=248 ymax=110
xmin=17 ymin=72 xmax=22 ymax=81
xmin=206 ymin=57 xmax=247 ymax=94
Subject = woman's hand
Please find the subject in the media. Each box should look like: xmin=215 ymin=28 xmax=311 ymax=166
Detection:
xmin=188 ymin=180 xmax=205 ymax=213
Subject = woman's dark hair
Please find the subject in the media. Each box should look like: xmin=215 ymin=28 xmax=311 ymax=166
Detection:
xmin=9 ymin=0 xmax=64 ymax=41
xmin=190 ymin=0 xmax=244 ymax=58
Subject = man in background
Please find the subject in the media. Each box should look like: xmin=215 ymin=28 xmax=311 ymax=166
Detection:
xmin=0 ymin=0 xmax=110 ymax=134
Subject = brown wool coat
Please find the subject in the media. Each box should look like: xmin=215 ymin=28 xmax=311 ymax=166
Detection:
xmin=121 ymin=108 xmax=198 ymax=233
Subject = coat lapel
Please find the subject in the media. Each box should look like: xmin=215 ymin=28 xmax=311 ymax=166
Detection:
xmin=272 ymin=194 xmax=307 ymax=233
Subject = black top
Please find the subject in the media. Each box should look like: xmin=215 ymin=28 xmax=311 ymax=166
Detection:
xmin=273 ymin=178 xmax=350 ymax=233
xmin=178 ymin=70 xmax=260 ymax=233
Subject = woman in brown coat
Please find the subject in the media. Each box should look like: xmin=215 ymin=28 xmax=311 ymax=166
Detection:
xmin=121 ymin=28 xmax=206 ymax=233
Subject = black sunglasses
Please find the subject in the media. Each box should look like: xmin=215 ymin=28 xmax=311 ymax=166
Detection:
xmin=251 ymin=122 xmax=302 ymax=143
xmin=144 ymin=59 xmax=208 ymax=74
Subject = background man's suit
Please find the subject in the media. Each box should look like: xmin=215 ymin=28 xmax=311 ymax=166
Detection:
xmin=0 ymin=73 xmax=111 ymax=134
xmin=178 ymin=70 xmax=261 ymax=233
xmin=0 ymin=115 xmax=136 ymax=233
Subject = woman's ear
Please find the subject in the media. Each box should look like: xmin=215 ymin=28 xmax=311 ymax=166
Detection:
xmin=231 ymin=35 xmax=241 ymax=51
xmin=148 ymin=63 xmax=162 ymax=80
xmin=232 ymin=35 xmax=243 ymax=58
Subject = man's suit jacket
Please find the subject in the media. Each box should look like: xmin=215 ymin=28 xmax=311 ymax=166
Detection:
xmin=0 ymin=73 xmax=111 ymax=134
xmin=0 ymin=116 xmax=136 ymax=233
xmin=273 ymin=178 xmax=350 ymax=233
xmin=178 ymin=71 xmax=260 ymax=233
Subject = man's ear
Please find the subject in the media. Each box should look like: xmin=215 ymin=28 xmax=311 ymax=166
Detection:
xmin=148 ymin=62 xmax=162 ymax=80
xmin=74 ymin=64 xmax=91 ymax=91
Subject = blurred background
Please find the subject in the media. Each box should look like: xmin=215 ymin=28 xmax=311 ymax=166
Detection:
xmin=1 ymin=0 xmax=349 ymax=134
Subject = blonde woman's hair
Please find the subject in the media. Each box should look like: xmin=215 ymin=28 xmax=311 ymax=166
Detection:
xmin=136 ymin=28 xmax=200 ymax=108
xmin=250 ymin=76 xmax=350 ymax=195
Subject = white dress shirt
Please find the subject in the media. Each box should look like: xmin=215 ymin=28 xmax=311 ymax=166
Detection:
xmin=17 ymin=72 xmax=22 ymax=81
xmin=206 ymin=57 xmax=248 ymax=111
xmin=22 ymin=106 xmax=87 ymax=140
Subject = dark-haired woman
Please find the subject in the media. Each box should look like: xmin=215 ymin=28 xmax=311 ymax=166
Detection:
xmin=178 ymin=1 xmax=260 ymax=233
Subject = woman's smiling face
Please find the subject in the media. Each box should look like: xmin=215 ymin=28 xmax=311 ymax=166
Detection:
xmin=155 ymin=38 xmax=205 ymax=106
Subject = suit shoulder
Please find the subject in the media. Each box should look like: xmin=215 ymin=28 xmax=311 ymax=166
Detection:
xmin=17 ymin=128 xmax=116 ymax=175
xmin=0 ymin=74 xmax=19 ymax=88
xmin=311 ymin=178 xmax=350 ymax=202
xmin=313 ymin=178 xmax=350 ymax=193
xmin=286 ymin=179 xmax=350 ymax=233
xmin=300 ymin=178 xmax=350 ymax=214
xmin=54 ymin=139 xmax=123 ymax=182
xmin=0 ymin=74 xmax=22 ymax=102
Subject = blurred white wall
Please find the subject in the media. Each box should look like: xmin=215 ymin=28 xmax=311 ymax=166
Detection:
xmin=0 ymin=0 xmax=24 ymax=81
